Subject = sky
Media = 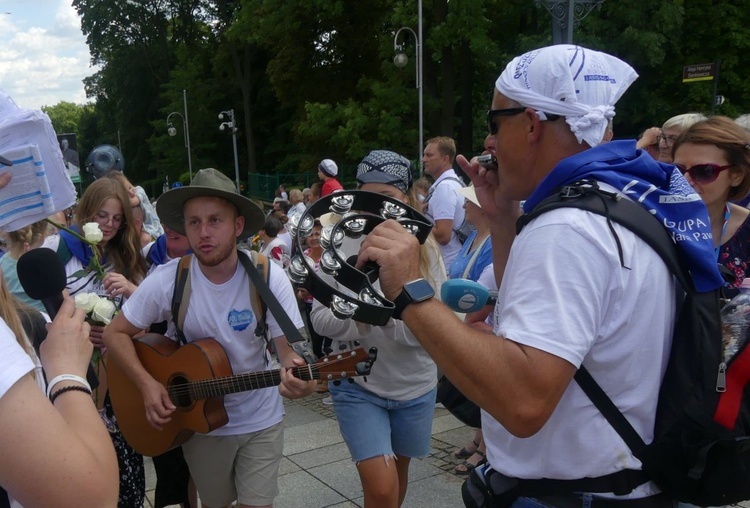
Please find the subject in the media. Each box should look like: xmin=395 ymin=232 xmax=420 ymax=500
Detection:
xmin=0 ymin=0 xmax=96 ymax=110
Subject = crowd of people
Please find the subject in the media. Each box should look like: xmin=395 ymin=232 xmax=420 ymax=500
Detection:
xmin=1 ymin=42 xmax=750 ymax=508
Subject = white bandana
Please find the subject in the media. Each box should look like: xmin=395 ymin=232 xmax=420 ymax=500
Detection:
xmin=496 ymin=45 xmax=638 ymax=147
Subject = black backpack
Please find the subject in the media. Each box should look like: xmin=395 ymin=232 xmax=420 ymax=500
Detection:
xmin=515 ymin=181 xmax=750 ymax=506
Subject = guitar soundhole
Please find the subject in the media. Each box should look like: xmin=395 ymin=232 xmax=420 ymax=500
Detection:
xmin=168 ymin=375 xmax=193 ymax=409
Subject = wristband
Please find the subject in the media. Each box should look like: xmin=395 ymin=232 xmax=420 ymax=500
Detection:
xmin=46 ymin=374 xmax=91 ymax=399
xmin=50 ymin=385 xmax=93 ymax=404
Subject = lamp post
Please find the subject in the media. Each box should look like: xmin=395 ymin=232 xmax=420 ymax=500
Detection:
xmin=393 ymin=0 xmax=423 ymax=174
xmin=219 ymin=109 xmax=241 ymax=192
xmin=166 ymin=89 xmax=193 ymax=183
xmin=536 ymin=0 xmax=604 ymax=44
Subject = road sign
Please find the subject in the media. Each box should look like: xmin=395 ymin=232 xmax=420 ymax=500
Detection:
xmin=683 ymin=63 xmax=715 ymax=83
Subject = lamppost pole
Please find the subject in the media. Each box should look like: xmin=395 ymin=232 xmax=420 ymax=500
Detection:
xmin=417 ymin=0 xmax=423 ymax=175
xmin=394 ymin=5 xmax=424 ymax=175
xmin=219 ymin=109 xmax=241 ymax=192
xmin=535 ymin=0 xmax=604 ymax=44
xmin=166 ymin=91 xmax=193 ymax=185
xmin=182 ymin=89 xmax=193 ymax=182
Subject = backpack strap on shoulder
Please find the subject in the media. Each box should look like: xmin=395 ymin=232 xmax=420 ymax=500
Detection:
xmin=247 ymin=250 xmax=269 ymax=340
xmin=171 ymin=254 xmax=192 ymax=345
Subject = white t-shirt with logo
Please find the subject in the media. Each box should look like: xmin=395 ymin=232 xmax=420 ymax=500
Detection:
xmin=0 ymin=318 xmax=35 ymax=401
xmin=122 ymin=250 xmax=303 ymax=436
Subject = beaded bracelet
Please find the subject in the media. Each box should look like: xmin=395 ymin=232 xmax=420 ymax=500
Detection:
xmin=49 ymin=385 xmax=93 ymax=404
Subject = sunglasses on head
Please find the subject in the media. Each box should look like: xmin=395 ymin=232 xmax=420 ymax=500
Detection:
xmin=675 ymin=163 xmax=733 ymax=184
xmin=486 ymin=108 xmax=561 ymax=135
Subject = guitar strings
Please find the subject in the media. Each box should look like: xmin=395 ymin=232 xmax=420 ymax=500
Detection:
xmin=166 ymin=364 xmax=333 ymax=398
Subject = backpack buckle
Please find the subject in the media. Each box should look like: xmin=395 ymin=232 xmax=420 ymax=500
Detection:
xmin=559 ymin=180 xmax=599 ymax=200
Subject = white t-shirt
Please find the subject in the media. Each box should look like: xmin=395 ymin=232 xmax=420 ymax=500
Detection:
xmin=425 ymin=169 xmax=465 ymax=269
xmin=260 ymin=236 xmax=290 ymax=268
xmin=476 ymin=263 xmax=498 ymax=328
xmin=483 ymin=205 xmax=675 ymax=497
xmin=0 ymin=318 xmax=35 ymax=401
xmin=121 ymin=250 xmax=304 ymax=436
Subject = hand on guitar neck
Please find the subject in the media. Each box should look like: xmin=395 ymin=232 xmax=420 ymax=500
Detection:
xmin=108 ymin=334 xmax=378 ymax=457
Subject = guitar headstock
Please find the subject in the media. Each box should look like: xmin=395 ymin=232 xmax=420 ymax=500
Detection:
xmin=311 ymin=347 xmax=378 ymax=380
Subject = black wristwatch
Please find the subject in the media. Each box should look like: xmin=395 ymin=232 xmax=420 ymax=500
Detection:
xmin=392 ymin=278 xmax=435 ymax=320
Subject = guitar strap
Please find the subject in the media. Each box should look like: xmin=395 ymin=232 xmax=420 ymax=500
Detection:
xmin=238 ymin=250 xmax=316 ymax=365
xmin=171 ymin=250 xmax=315 ymax=364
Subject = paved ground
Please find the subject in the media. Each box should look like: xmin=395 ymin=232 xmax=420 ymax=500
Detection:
xmin=143 ymin=391 xmax=473 ymax=507
xmin=142 ymin=392 xmax=750 ymax=508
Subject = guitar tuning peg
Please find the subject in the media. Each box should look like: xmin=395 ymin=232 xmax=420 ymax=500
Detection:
xmin=348 ymin=378 xmax=355 ymax=384
xmin=332 ymin=380 xmax=341 ymax=387
xmin=361 ymin=377 xmax=367 ymax=383
xmin=338 ymin=343 xmax=348 ymax=351
xmin=353 ymin=340 xmax=361 ymax=347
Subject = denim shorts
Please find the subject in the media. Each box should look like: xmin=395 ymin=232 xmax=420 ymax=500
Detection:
xmin=329 ymin=381 xmax=437 ymax=462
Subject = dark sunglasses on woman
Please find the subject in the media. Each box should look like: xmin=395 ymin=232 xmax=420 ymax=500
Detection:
xmin=675 ymin=163 xmax=733 ymax=185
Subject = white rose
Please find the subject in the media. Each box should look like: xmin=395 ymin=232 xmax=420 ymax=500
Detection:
xmin=91 ymin=297 xmax=117 ymax=325
xmin=82 ymin=222 xmax=103 ymax=244
xmin=74 ymin=293 xmax=98 ymax=313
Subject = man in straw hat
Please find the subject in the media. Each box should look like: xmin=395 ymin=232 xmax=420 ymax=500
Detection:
xmin=356 ymin=45 xmax=722 ymax=506
xmin=104 ymin=168 xmax=315 ymax=508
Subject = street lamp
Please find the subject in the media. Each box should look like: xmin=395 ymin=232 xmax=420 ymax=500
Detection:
xmin=166 ymin=89 xmax=193 ymax=183
xmin=393 ymin=0 xmax=423 ymax=175
xmin=218 ymin=109 xmax=241 ymax=192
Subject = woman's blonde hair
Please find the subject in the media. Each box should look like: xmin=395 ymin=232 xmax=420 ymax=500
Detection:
xmin=406 ymin=186 xmax=445 ymax=289
xmin=75 ymin=178 xmax=147 ymax=284
xmin=0 ymin=277 xmax=37 ymax=372
xmin=5 ymin=220 xmax=49 ymax=250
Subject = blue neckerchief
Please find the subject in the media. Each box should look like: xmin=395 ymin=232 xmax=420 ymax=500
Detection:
xmin=59 ymin=228 xmax=97 ymax=265
xmin=523 ymin=140 xmax=723 ymax=292
xmin=148 ymin=234 xmax=191 ymax=267
xmin=148 ymin=235 xmax=169 ymax=266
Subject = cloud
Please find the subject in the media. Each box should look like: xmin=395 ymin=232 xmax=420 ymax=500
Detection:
xmin=0 ymin=0 xmax=98 ymax=110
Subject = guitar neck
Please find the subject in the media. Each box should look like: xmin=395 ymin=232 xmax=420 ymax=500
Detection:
xmin=186 ymin=364 xmax=319 ymax=399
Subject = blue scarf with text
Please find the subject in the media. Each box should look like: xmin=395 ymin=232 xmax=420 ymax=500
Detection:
xmin=522 ymin=140 xmax=723 ymax=292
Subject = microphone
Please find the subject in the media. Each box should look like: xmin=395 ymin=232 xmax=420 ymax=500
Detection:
xmin=18 ymin=248 xmax=99 ymax=389
xmin=441 ymin=279 xmax=497 ymax=313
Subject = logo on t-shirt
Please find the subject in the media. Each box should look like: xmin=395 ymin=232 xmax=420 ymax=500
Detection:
xmin=228 ymin=309 xmax=254 ymax=331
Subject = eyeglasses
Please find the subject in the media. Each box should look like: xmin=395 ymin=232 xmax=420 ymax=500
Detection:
xmin=92 ymin=210 xmax=125 ymax=228
xmin=487 ymin=108 xmax=526 ymax=135
xmin=657 ymin=134 xmax=679 ymax=147
xmin=487 ymin=108 xmax=561 ymax=135
xmin=675 ymin=163 xmax=733 ymax=184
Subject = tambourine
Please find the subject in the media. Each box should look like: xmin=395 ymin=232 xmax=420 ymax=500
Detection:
xmin=287 ymin=191 xmax=433 ymax=326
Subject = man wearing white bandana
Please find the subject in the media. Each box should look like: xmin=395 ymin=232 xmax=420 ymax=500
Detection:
xmin=357 ymin=45 xmax=723 ymax=508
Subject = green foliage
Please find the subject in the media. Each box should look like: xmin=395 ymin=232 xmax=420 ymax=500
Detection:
xmin=68 ymin=0 xmax=750 ymax=199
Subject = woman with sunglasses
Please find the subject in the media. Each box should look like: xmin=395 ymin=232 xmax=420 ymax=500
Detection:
xmin=672 ymin=116 xmax=750 ymax=296
xmin=42 ymin=177 xmax=148 ymax=507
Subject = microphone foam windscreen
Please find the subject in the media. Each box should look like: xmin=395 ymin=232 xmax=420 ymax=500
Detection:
xmin=18 ymin=248 xmax=67 ymax=300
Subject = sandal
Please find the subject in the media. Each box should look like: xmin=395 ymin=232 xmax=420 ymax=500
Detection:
xmin=454 ymin=439 xmax=479 ymax=459
xmin=454 ymin=450 xmax=486 ymax=476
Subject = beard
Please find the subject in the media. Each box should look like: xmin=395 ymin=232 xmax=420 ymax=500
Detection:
xmin=191 ymin=239 xmax=237 ymax=268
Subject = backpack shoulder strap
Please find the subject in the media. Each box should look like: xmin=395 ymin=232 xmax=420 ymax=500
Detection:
xmin=170 ymin=254 xmax=192 ymax=345
xmin=516 ymin=181 xmax=685 ymax=480
xmin=246 ymin=250 xmax=269 ymax=340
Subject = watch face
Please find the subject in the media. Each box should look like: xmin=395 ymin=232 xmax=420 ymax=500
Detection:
xmin=404 ymin=278 xmax=434 ymax=302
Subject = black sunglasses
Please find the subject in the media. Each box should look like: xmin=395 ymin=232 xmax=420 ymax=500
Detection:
xmin=675 ymin=163 xmax=733 ymax=185
xmin=487 ymin=108 xmax=561 ymax=135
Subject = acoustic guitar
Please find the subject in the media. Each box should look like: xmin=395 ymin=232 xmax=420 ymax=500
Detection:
xmin=108 ymin=333 xmax=377 ymax=456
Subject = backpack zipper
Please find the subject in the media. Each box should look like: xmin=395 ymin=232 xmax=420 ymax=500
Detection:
xmin=716 ymin=362 xmax=727 ymax=392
